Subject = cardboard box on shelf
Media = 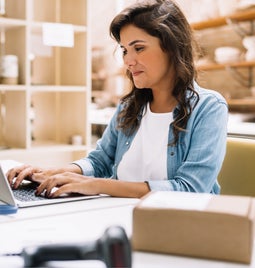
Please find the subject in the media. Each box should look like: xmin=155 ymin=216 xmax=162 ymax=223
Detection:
xmin=132 ymin=191 xmax=255 ymax=264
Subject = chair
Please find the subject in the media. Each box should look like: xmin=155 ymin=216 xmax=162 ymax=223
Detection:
xmin=218 ymin=137 xmax=255 ymax=196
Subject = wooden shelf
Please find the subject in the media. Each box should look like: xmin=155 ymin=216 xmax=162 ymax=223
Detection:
xmin=228 ymin=98 xmax=255 ymax=112
xmin=228 ymin=98 xmax=255 ymax=105
xmin=197 ymin=61 xmax=255 ymax=71
xmin=30 ymin=85 xmax=88 ymax=92
xmin=0 ymin=85 xmax=26 ymax=91
xmin=191 ymin=8 xmax=255 ymax=30
xmin=0 ymin=0 xmax=91 ymax=166
xmin=0 ymin=17 xmax=26 ymax=28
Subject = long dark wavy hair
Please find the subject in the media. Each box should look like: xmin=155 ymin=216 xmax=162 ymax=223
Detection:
xmin=110 ymin=0 xmax=199 ymax=145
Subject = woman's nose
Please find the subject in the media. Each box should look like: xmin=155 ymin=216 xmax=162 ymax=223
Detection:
xmin=124 ymin=53 xmax=137 ymax=68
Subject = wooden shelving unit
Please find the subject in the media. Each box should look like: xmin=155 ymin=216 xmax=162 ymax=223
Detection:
xmin=191 ymin=8 xmax=255 ymax=30
xmin=191 ymin=8 xmax=255 ymax=111
xmin=196 ymin=60 xmax=255 ymax=71
xmin=0 ymin=0 xmax=92 ymax=167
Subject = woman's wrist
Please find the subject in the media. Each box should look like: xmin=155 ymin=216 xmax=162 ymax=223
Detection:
xmin=94 ymin=179 xmax=150 ymax=198
xmin=66 ymin=163 xmax=83 ymax=174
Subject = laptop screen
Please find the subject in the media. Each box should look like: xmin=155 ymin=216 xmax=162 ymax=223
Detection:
xmin=0 ymin=165 xmax=16 ymax=206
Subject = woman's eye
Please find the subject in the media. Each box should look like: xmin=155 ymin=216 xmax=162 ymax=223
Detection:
xmin=122 ymin=49 xmax=127 ymax=56
xmin=135 ymin=46 xmax=144 ymax=52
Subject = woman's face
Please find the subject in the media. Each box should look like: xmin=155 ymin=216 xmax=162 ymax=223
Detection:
xmin=119 ymin=24 xmax=174 ymax=91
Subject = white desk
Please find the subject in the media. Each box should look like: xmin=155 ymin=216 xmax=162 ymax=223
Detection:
xmin=0 ymin=197 xmax=254 ymax=268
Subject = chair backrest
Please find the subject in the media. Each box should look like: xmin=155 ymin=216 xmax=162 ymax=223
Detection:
xmin=218 ymin=137 xmax=255 ymax=196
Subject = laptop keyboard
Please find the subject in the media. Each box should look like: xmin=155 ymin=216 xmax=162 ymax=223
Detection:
xmin=12 ymin=182 xmax=46 ymax=202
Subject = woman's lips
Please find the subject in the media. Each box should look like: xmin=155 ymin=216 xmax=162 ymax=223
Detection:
xmin=132 ymin=71 xmax=143 ymax=76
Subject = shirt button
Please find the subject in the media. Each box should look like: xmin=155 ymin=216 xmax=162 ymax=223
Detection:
xmin=126 ymin=142 xmax=129 ymax=145
xmin=170 ymin=152 xmax=174 ymax=156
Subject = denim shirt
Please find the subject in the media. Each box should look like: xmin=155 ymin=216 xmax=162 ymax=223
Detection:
xmin=73 ymin=83 xmax=228 ymax=194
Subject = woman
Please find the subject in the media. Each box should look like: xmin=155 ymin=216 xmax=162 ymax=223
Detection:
xmin=7 ymin=0 xmax=228 ymax=198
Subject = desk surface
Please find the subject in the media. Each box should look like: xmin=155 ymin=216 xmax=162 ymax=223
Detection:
xmin=0 ymin=197 xmax=255 ymax=268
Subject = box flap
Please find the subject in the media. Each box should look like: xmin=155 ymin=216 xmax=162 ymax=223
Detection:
xmin=139 ymin=191 xmax=212 ymax=210
xmin=206 ymin=194 xmax=251 ymax=217
xmin=139 ymin=191 xmax=251 ymax=217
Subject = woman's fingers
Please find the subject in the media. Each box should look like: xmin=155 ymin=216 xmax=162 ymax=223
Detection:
xmin=6 ymin=165 xmax=29 ymax=183
xmin=35 ymin=173 xmax=77 ymax=196
xmin=36 ymin=174 xmax=99 ymax=198
xmin=6 ymin=165 xmax=42 ymax=189
xmin=50 ymin=180 xmax=99 ymax=198
xmin=36 ymin=177 xmax=59 ymax=197
xmin=49 ymin=184 xmax=76 ymax=198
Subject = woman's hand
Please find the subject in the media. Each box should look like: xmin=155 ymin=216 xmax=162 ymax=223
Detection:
xmin=36 ymin=172 xmax=150 ymax=199
xmin=6 ymin=164 xmax=82 ymax=189
xmin=35 ymin=172 xmax=99 ymax=197
xmin=6 ymin=165 xmax=44 ymax=189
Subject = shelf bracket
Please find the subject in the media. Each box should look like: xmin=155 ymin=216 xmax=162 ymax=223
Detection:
xmin=225 ymin=66 xmax=254 ymax=88
xmin=226 ymin=18 xmax=255 ymax=38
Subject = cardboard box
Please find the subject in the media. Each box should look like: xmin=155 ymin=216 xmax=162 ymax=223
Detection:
xmin=132 ymin=191 xmax=255 ymax=264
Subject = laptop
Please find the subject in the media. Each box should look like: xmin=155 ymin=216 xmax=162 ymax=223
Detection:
xmin=0 ymin=160 xmax=101 ymax=208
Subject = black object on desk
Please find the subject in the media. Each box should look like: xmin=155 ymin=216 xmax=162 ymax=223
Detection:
xmin=22 ymin=225 xmax=132 ymax=268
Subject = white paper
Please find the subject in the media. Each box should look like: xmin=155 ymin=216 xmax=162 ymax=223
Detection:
xmin=140 ymin=191 xmax=212 ymax=211
xmin=43 ymin=23 xmax=74 ymax=47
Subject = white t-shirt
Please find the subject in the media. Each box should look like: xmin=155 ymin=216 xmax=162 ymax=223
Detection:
xmin=117 ymin=103 xmax=173 ymax=182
